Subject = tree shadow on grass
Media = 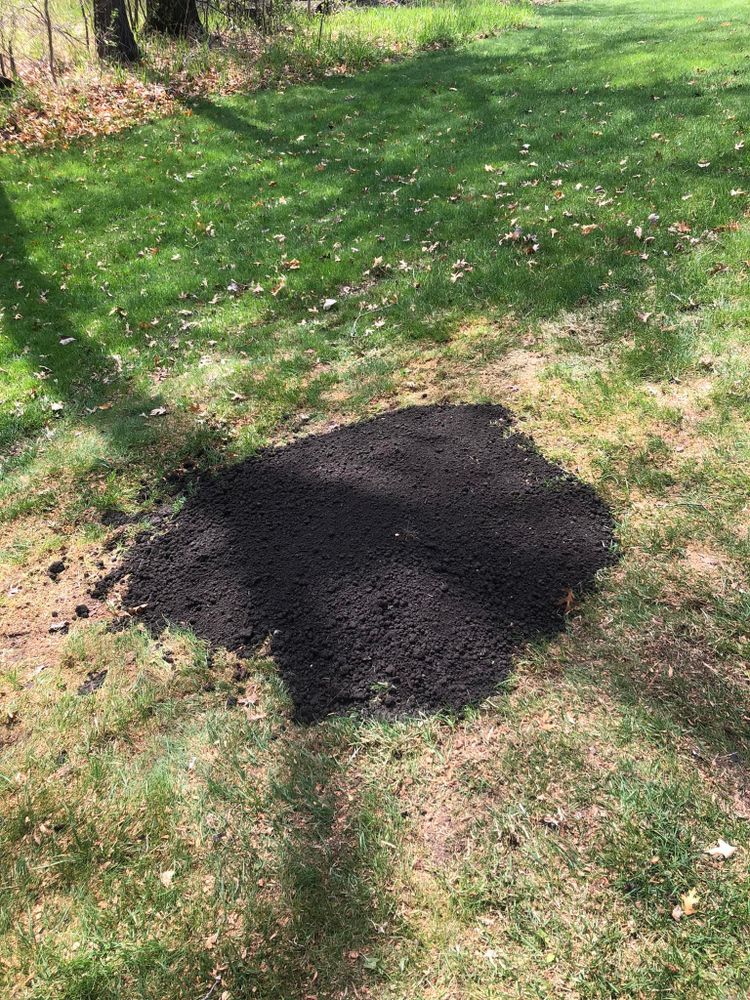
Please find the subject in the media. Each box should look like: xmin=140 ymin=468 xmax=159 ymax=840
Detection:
xmin=0 ymin=182 xmax=192 ymax=477
xmin=221 ymin=723 xmax=400 ymax=999
xmin=1 ymin=3 xmax=748 ymax=475
xmin=0 ymin=672 xmax=399 ymax=1000
xmin=0 ymin=181 xmax=236 ymax=519
xmin=182 ymin=41 xmax=750 ymax=345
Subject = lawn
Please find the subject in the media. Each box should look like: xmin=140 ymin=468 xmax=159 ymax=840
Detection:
xmin=2 ymin=0 xmax=750 ymax=996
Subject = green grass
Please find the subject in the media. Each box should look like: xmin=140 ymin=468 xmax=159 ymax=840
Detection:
xmin=0 ymin=0 xmax=532 ymax=149
xmin=2 ymin=0 xmax=750 ymax=996
xmin=2 ymin=0 xmax=749 ymax=515
xmin=259 ymin=0 xmax=532 ymax=81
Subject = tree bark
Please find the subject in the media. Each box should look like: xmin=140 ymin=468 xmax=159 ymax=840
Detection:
xmin=94 ymin=0 xmax=140 ymax=61
xmin=146 ymin=0 xmax=202 ymax=36
xmin=42 ymin=0 xmax=56 ymax=81
xmin=79 ymin=0 xmax=91 ymax=52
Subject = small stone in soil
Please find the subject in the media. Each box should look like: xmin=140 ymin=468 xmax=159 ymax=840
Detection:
xmin=49 ymin=620 xmax=69 ymax=634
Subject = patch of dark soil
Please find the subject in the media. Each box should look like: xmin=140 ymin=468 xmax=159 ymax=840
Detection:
xmin=77 ymin=670 xmax=107 ymax=696
xmin=100 ymin=509 xmax=134 ymax=528
xmin=103 ymin=531 xmax=125 ymax=553
xmin=120 ymin=405 xmax=616 ymax=722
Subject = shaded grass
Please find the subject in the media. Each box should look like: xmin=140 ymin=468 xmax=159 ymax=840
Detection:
xmin=0 ymin=627 xmax=404 ymax=998
xmin=0 ymin=1 xmax=533 ymax=152
xmin=2 ymin=0 xmax=749 ymax=516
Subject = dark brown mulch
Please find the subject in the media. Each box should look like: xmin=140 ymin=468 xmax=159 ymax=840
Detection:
xmin=118 ymin=404 xmax=616 ymax=721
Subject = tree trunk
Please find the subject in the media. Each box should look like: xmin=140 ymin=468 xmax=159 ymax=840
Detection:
xmin=79 ymin=0 xmax=91 ymax=52
xmin=43 ymin=0 xmax=56 ymax=81
xmin=146 ymin=0 xmax=202 ymax=36
xmin=94 ymin=0 xmax=140 ymax=61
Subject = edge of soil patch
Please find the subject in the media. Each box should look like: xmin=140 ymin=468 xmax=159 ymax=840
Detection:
xmin=100 ymin=404 xmax=618 ymax=721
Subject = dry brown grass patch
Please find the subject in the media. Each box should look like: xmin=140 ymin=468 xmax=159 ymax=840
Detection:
xmin=398 ymin=722 xmax=509 ymax=867
xmin=538 ymin=299 xmax=621 ymax=350
xmin=682 ymin=542 xmax=744 ymax=584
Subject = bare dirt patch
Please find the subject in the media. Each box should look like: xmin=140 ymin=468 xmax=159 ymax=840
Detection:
xmin=682 ymin=542 xmax=742 ymax=584
xmin=0 ymin=533 xmax=114 ymax=674
xmin=474 ymin=347 xmax=549 ymax=398
xmin=110 ymin=404 xmax=616 ymax=721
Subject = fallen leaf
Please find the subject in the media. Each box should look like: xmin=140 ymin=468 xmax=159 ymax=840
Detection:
xmin=681 ymin=888 xmax=700 ymax=916
xmin=322 ymin=298 xmax=337 ymax=311
xmin=704 ymin=839 xmax=737 ymax=860
xmin=558 ymin=588 xmax=576 ymax=613
xmin=160 ymin=869 xmax=175 ymax=887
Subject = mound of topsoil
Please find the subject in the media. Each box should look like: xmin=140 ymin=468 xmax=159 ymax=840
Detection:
xmin=121 ymin=404 xmax=616 ymax=721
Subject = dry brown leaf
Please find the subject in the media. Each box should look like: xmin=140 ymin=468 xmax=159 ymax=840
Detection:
xmin=681 ymin=888 xmax=700 ymax=915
